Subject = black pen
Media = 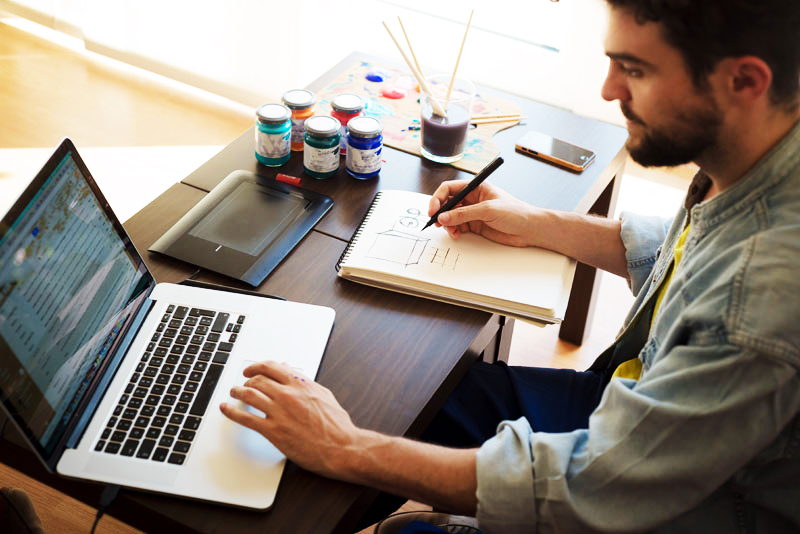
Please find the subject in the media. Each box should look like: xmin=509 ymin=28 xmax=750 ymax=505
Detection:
xmin=422 ymin=156 xmax=505 ymax=231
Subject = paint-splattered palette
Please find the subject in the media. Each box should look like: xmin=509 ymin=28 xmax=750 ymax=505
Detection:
xmin=315 ymin=61 xmax=522 ymax=174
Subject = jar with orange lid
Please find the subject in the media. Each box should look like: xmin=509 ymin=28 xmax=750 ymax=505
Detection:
xmin=282 ymin=89 xmax=316 ymax=151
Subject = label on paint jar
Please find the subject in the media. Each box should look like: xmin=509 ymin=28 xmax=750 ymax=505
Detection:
xmin=256 ymin=130 xmax=291 ymax=159
xmin=290 ymin=118 xmax=307 ymax=146
xmin=346 ymin=146 xmax=381 ymax=174
xmin=303 ymin=145 xmax=339 ymax=173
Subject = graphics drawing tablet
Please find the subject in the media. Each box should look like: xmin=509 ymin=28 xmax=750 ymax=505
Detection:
xmin=150 ymin=170 xmax=332 ymax=286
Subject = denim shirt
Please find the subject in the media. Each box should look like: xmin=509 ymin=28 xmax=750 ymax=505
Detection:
xmin=475 ymin=120 xmax=800 ymax=533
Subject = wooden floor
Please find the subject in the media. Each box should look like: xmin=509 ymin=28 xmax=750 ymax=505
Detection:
xmin=0 ymin=15 xmax=692 ymax=534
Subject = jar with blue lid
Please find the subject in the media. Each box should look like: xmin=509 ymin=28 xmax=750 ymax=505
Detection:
xmin=345 ymin=116 xmax=383 ymax=179
xmin=254 ymin=103 xmax=291 ymax=167
xmin=303 ymin=115 xmax=341 ymax=179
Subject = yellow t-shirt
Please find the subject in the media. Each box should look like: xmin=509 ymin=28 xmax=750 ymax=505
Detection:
xmin=612 ymin=224 xmax=691 ymax=380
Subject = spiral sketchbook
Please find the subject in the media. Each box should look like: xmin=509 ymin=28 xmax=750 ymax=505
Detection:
xmin=336 ymin=190 xmax=576 ymax=324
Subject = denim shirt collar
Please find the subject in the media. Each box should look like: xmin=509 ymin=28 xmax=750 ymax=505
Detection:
xmin=688 ymin=119 xmax=800 ymax=230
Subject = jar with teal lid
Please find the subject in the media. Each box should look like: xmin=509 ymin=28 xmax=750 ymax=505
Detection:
xmin=345 ymin=116 xmax=383 ymax=179
xmin=303 ymin=115 xmax=341 ymax=179
xmin=254 ymin=103 xmax=291 ymax=167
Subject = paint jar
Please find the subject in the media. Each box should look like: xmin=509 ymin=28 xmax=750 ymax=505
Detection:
xmin=346 ymin=116 xmax=383 ymax=180
xmin=282 ymin=89 xmax=316 ymax=151
xmin=254 ymin=103 xmax=292 ymax=167
xmin=303 ymin=115 xmax=341 ymax=179
xmin=330 ymin=93 xmax=364 ymax=155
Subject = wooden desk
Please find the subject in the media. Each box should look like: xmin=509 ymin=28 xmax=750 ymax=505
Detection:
xmin=182 ymin=52 xmax=628 ymax=344
xmin=0 ymin=52 xmax=627 ymax=533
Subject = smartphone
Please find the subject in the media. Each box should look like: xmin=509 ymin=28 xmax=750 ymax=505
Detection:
xmin=515 ymin=130 xmax=596 ymax=172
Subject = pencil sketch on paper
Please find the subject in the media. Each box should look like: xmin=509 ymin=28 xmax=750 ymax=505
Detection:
xmin=426 ymin=246 xmax=460 ymax=270
xmin=365 ymin=207 xmax=460 ymax=270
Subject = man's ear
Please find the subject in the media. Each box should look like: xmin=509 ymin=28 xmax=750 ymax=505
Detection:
xmin=722 ymin=56 xmax=772 ymax=103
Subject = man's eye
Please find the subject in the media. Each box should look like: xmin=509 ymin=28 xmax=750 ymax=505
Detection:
xmin=619 ymin=63 xmax=643 ymax=78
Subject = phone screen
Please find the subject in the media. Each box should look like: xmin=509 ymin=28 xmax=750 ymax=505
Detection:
xmin=515 ymin=131 xmax=595 ymax=170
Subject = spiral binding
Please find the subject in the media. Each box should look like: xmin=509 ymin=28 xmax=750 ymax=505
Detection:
xmin=335 ymin=191 xmax=383 ymax=271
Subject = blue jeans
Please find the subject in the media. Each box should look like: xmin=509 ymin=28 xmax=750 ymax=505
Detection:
xmin=357 ymin=361 xmax=612 ymax=529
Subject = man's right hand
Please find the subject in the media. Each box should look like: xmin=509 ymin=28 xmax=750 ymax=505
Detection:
xmin=428 ymin=179 xmax=540 ymax=247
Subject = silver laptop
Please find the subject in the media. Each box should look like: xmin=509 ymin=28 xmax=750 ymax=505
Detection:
xmin=0 ymin=138 xmax=335 ymax=509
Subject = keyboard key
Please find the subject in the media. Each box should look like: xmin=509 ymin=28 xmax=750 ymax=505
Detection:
xmin=202 ymin=342 xmax=217 ymax=352
xmin=133 ymin=387 xmax=148 ymax=398
xmin=207 ymin=333 xmax=220 ymax=343
xmin=178 ymin=324 xmax=192 ymax=334
xmin=169 ymin=414 xmax=184 ymax=425
xmin=158 ymin=337 xmax=173 ymax=348
xmin=176 ymin=335 xmax=190 ymax=345
xmin=174 ymin=306 xmax=189 ymax=319
xmin=190 ymin=335 xmax=205 ymax=345
xmin=199 ymin=317 xmax=213 ymax=327
xmin=184 ymin=381 xmax=198 ymax=392
xmin=167 ymin=384 xmax=181 ymax=395
xmin=159 ymin=436 xmax=174 ymax=448
xmin=212 ymin=352 xmax=229 ymax=364
xmin=152 ymin=447 xmax=169 ymax=462
xmin=163 ymin=395 xmax=177 ymax=406
xmin=190 ymin=364 xmax=224 ymax=416
xmin=105 ymin=442 xmax=121 ymax=454
xmin=101 ymin=428 xmax=111 ymax=439
xmin=184 ymin=416 xmax=201 ymax=430
xmin=162 ymin=364 xmax=176 ymax=375
xmin=146 ymin=395 xmax=161 ymax=406
xmin=198 ymin=351 xmax=212 ymax=362
xmin=141 ymin=405 xmax=155 ymax=417
xmin=113 ymin=405 xmax=123 ymax=416
xmin=189 ymin=371 xmax=204 ymax=382
xmin=156 ymin=323 xmax=165 ymax=333
xmin=186 ymin=344 xmax=200 ymax=355
xmin=154 ymin=348 xmax=168 ymax=357
xmin=130 ymin=427 xmax=144 ymax=440
xmin=121 ymin=439 xmax=139 ymax=456
xmin=117 ymin=419 xmax=132 ymax=431
xmin=218 ymin=342 xmax=234 ymax=352
xmin=173 ymin=441 xmax=191 ymax=454
xmin=237 ymin=315 xmax=245 ymax=324
xmin=95 ymin=440 xmax=106 ymax=451
xmin=229 ymin=334 xmax=238 ymax=342
xmin=157 ymin=405 xmax=171 ymax=416
xmin=178 ymin=429 xmax=196 ymax=442
xmin=193 ymin=362 xmax=208 ymax=372
xmin=141 ymin=352 xmax=151 ymax=363
xmin=146 ymin=427 xmax=161 ymax=439
xmin=122 ymin=409 xmax=137 ymax=420
xmin=171 ymin=374 xmax=186 ymax=385
xmin=125 ymin=383 xmax=134 ymax=394
xmin=151 ymin=385 xmax=165 ymax=396
xmin=135 ymin=416 xmax=150 ymax=428
xmin=177 ymin=364 xmax=191 ymax=374
xmin=168 ymin=453 xmax=186 ymax=465
xmin=139 ymin=377 xmax=153 ymax=388
xmin=137 ymin=439 xmax=156 ymax=459
xmin=166 ymin=355 xmax=180 ymax=364
xmin=128 ymin=397 xmax=143 ymax=409
xmin=167 ymin=305 xmax=175 ymax=313
xmin=164 ymin=424 xmax=179 ymax=436
xmin=152 ymin=416 xmax=167 ymax=428
xmin=179 ymin=392 xmax=194 ymax=403
xmin=185 ymin=317 xmax=198 ymax=326
xmin=111 ymin=430 xmax=127 ymax=442
xmin=195 ymin=326 xmax=209 ymax=335
xmin=226 ymin=323 xmax=234 ymax=332
xmin=181 ymin=355 xmax=196 ymax=365
xmin=174 ymin=402 xmax=189 ymax=414
xmin=150 ymin=357 xmax=164 ymax=367
xmin=211 ymin=313 xmax=229 ymax=333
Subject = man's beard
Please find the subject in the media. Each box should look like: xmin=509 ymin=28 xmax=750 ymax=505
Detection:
xmin=621 ymin=100 xmax=723 ymax=167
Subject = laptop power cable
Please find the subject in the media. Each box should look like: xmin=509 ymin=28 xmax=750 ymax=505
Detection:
xmin=91 ymin=483 xmax=121 ymax=534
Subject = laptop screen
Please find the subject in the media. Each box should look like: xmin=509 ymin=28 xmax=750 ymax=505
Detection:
xmin=0 ymin=144 xmax=153 ymax=458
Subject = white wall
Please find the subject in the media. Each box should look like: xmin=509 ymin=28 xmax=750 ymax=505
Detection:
xmin=1 ymin=0 xmax=624 ymax=126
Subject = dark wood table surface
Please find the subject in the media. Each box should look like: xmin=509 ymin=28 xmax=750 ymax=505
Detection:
xmin=0 ymin=52 xmax=628 ymax=534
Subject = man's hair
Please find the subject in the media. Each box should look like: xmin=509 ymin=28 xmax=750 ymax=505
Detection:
xmin=606 ymin=0 xmax=800 ymax=111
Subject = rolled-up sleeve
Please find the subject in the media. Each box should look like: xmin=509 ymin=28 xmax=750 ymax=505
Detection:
xmin=619 ymin=211 xmax=673 ymax=295
xmin=474 ymin=345 xmax=800 ymax=533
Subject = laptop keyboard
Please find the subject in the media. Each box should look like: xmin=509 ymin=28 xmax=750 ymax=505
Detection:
xmin=94 ymin=304 xmax=244 ymax=465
